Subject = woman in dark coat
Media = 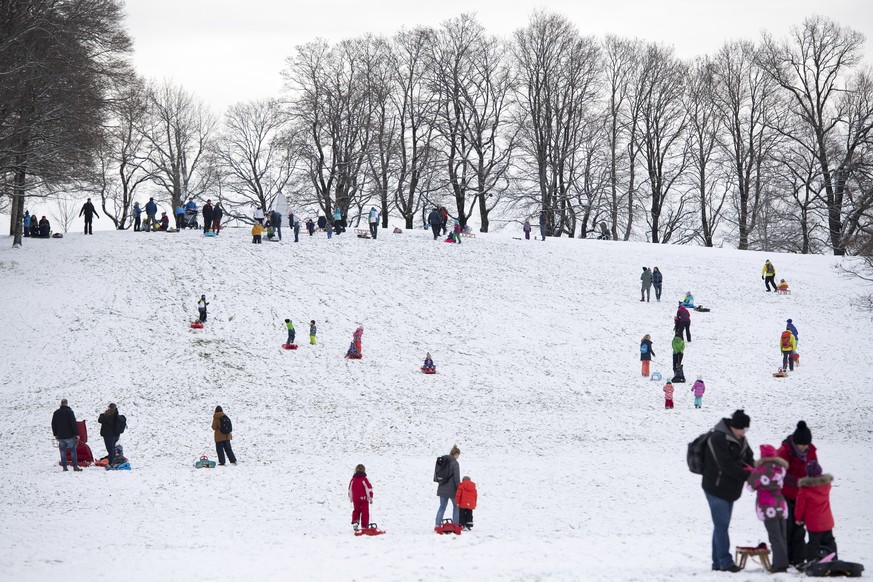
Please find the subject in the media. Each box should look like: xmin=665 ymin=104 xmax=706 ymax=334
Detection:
xmin=652 ymin=267 xmax=663 ymax=302
xmin=435 ymin=445 xmax=461 ymax=526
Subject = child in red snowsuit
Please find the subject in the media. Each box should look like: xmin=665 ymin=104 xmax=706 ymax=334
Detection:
xmin=456 ymin=476 xmax=478 ymax=530
xmin=796 ymin=461 xmax=837 ymax=563
xmin=348 ymin=464 xmax=373 ymax=531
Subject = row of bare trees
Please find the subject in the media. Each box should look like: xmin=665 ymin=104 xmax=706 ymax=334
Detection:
xmin=4 ymin=7 xmax=871 ymax=254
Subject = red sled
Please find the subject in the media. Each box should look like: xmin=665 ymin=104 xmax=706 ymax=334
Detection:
xmin=190 ymin=321 xmax=204 ymax=329
xmin=345 ymin=353 xmax=362 ymax=359
xmin=355 ymin=523 xmax=386 ymax=537
xmin=421 ymin=367 xmax=436 ymax=374
xmin=282 ymin=344 xmax=298 ymax=350
xmin=58 ymin=420 xmax=94 ymax=467
xmin=434 ymin=519 xmax=462 ymax=535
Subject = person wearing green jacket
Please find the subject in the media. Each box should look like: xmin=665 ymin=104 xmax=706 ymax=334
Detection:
xmin=672 ymin=333 xmax=685 ymax=372
xmin=285 ymin=319 xmax=296 ymax=345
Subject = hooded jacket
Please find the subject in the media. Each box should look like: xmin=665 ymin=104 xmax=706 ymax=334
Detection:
xmin=436 ymin=455 xmax=461 ymax=498
xmin=746 ymin=456 xmax=789 ymax=521
xmin=762 ymin=261 xmax=775 ymax=276
xmin=672 ymin=336 xmax=685 ymax=354
xmin=640 ymin=339 xmax=654 ymax=361
xmin=702 ymin=419 xmax=754 ymax=502
xmin=795 ymin=474 xmax=834 ymax=532
xmin=676 ymin=306 xmax=691 ymax=324
xmin=427 ymin=210 xmax=441 ymax=226
xmin=652 ymin=269 xmax=663 ymax=285
xmin=663 ymin=383 xmax=674 ymax=399
xmin=348 ymin=471 xmax=373 ymax=503
xmin=145 ymin=199 xmax=158 ymax=216
xmin=691 ymin=380 xmax=706 ymax=397
xmin=456 ymin=479 xmax=478 ymax=509
xmin=640 ymin=269 xmax=653 ymax=287
xmin=777 ymin=437 xmax=818 ymax=500
xmin=98 ymin=409 xmax=122 ymax=438
xmin=212 ymin=411 xmax=232 ymax=442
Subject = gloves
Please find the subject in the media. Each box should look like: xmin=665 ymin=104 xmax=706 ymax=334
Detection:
xmin=761 ymin=276 xmax=765 ymax=280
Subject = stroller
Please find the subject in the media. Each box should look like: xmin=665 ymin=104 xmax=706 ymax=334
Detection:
xmin=182 ymin=209 xmax=199 ymax=229
xmin=58 ymin=419 xmax=95 ymax=467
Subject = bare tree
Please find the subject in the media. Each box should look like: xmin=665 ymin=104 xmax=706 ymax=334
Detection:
xmin=513 ymin=11 xmax=600 ymax=237
xmin=50 ymin=194 xmax=78 ymax=234
xmin=143 ymin=81 xmax=217 ymax=211
xmin=212 ymin=98 xmax=295 ymax=222
xmin=633 ymin=43 xmax=692 ymax=243
xmin=758 ymin=16 xmax=873 ymax=255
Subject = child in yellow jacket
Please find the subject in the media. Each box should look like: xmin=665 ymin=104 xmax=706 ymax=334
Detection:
xmin=252 ymin=223 xmax=264 ymax=244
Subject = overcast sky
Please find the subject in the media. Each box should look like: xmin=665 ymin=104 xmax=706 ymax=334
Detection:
xmin=126 ymin=0 xmax=873 ymax=112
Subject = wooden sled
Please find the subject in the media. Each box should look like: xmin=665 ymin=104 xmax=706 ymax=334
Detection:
xmin=355 ymin=229 xmax=371 ymax=239
xmin=735 ymin=544 xmax=771 ymax=571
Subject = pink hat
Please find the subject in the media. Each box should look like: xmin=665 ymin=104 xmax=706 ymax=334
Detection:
xmin=759 ymin=444 xmax=777 ymax=458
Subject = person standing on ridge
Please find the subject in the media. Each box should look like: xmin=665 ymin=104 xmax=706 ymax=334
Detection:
xmin=79 ymin=198 xmax=100 ymax=235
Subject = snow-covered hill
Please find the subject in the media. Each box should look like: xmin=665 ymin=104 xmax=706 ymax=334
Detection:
xmin=0 ymin=227 xmax=870 ymax=581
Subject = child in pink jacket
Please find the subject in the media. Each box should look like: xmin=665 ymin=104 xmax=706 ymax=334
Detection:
xmin=663 ymin=382 xmax=674 ymax=409
xmin=746 ymin=444 xmax=790 ymax=572
xmin=691 ymin=377 xmax=706 ymax=409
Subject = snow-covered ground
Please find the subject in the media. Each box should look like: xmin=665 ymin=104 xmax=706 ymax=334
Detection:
xmin=0 ymin=225 xmax=870 ymax=581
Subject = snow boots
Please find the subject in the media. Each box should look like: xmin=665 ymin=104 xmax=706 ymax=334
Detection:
xmin=671 ymin=365 xmax=686 ymax=383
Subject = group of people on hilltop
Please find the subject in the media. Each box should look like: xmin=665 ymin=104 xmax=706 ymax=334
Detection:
xmin=702 ymin=411 xmax=836 ymax=573
xmin=21 ymin=211 xmax=52 ymax=238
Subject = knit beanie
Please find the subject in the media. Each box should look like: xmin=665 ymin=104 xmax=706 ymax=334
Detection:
xmin=806 ymin=460 xmax=823 ymax=477
xmin=759 ymin=444 xmax=777 ymax=458
xmin=730 ymin=409 xmax=751 ymax=429
xmin=793 ymin=421 xmax=812 ymax=445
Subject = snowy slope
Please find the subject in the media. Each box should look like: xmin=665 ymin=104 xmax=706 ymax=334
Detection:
xmin=0 ymin=227 xmax=871 ymax=581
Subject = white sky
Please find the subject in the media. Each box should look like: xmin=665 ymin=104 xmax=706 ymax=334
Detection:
xmin=127 ymin=0 xmax=873 ymax=112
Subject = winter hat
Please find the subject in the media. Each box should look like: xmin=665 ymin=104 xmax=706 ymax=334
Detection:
xmin=760 ymin=444 xmax=777 ymax=458
xmin=806 ymin=460 xmax=823 ymax=477
xmin=787 ymin=319 xmax=793 ymax=324
xmin=730 ymin=409 xmax=751 ymax=429
xmin=793 ymin=421 xmax=812 ymax=445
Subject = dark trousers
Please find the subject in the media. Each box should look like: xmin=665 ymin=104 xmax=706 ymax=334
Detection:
xmin=175 ymin=214 xmax=183 ymax=229
xmin=459 ymin=508 xmax=474 ymax=529
xmin=294 ymin=226 xmax=299 ymax=242
xmin=672 ymin=352 xmax=684 ymax=371
xmin=199 ymin=309 xmax=207 ymax=323
xmin=203 ymin=219 xmax=212 ymax=234
xmin=103 ymin=435 xmax=119 ymax=465
xmin=84 ymin=218 xmax=93 ymax=234
xmin=677 ymin=322 xmax=691 ymax=341
xmin=806 ymin=530 xmax=837 ymax=562
xmin=252 ymin=235 xmax=261 ymax=244
xmin=440 ymin=219 xmax=447 ymax=235
xmin=212 ymin=218 xmax=221 ymax=233
xmin=764 ymin=518 xmax=789 ymax=570
xmin=765 ymin=275 xmax=777 ymax=291
xmin=287 ymin=330 xmax=295 ymax=344
xmin=654 ymin=283 xmax=662 ymax=301
xmin=785 ymin=499 xmax=807 ymax=566
xmin=431 ymin=224 xmax=440 ymax=240
xmin=276 ymin=224 xmax=282 ymax=240
xmin=782 ymin=351 xmax=795 ymax=371
xmin=134 ymin=216 xmax=141 ymax=231
xmin=369 ymin=222 xmax=378 ymax=239
xmin=216 ymin=440 xmax=236 ymax=465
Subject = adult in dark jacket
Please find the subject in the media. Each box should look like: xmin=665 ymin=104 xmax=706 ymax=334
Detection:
xmin=51 ymin=399 xmax=81 ymax=471
xmin=79 ymin=198 xmax=100 ymax=235
xmin=317 ymin=215 xmax=327 ymax=230
xmin=98 ymin=403 xmax=123 ymax=466
xmin=435 ymin=445 xmax=461 ymax=525
xmin=702 ymin=409 xmax=754 ymax=572
xmin=212 ymin=202 xmax=223 ymax=234
xmin=640 ymin=267 xmax=653 ymax=302
xmin=652 ymin=267 xmax=663 ymax=301
xmin=676 ymin=304 xmax=691 ymax=341
xmin=212 ymin=406 xmax=237 ymax=465
xmin=133 ymin=202 xmax=142 ymax=232
xmin=202 ymin=201 xmax=214 ymax=234
xmin=427 ymin=209 xmax=442 ymax=240
xmin=438 ymin=206 xmax=448 ymax=235
xmin=38 ymin=217 xmax=51 ymax=237
xmin=777 ymin=421 xmax=818 ymax=566
xmin=539 ymin=210 xmax=547 ymax=241
xmin=144 ymin=198 xmax=158 ymax=231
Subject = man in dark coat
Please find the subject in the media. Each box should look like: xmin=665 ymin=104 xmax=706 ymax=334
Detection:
xmin=427 ymin=209 xmax=442 ymax=240
xmin=79 ymin=198 xmax=100 ymax=235
xmin=144 ymin=197 xmax=158 ymax=231
xmin=38 ymin=216 xmax=51 ymax=237
xmin=702 ymin=409 xmax=754 ymax=572
xmin=212 ymin=202 xmax=223 ymax=234
xmin=98 ymin=403 xmax=123 ymax=466
xmin=202 ymin=200 xmax=214 ymax=234
xmin=52 ymin=399 xmax=81 ymax=471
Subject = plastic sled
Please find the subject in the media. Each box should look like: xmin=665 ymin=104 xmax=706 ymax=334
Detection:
xmin=194 ymin=455 xmax=217 ymax=468
xmin=282 ymin=344 xmax=298 ymax=350
xmin=805 ymin=560 xmax=864 ymax=577
xmin=106 ymin=461 xmax=131 ymax=471
xmin=434 ymin=519 xmax=462 ymax=535
xmin=355 ymin=522 xmax=386 ymax=537
xmin=190 ymin=321 xmax=204 ymax=329
xmin=649 ymin=371 xmax=663 ymax=381
xmin=204 ymin=232 xmax=217 ymax=237
xmin=52 ymin=233 xmax=64 ymax=238
xmin=421 ymin=367 xmax=436 ymax=374
xmin=95 ymin=459 xmax=109 ymax=467
xmin=59 ymin=420 xmax=94 ymax=467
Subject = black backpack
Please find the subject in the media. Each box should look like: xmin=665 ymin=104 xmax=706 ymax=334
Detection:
xmin=687 ymin=430 xmax=713 ymax=474
xmin=116 ymin=415 xmax=127 ymax=434
xmin=219 ymin=415 xmax=232 ymax=435
xmin=433 ymin=455 xmax=452 ymax=484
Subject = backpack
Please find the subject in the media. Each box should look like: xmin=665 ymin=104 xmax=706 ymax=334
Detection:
xmin=687 ymin=430 xmax=713 ymax=474
xmin=781 ymin=330 xmax=793 ymax=350
xmin=116 ymin=415 xmax=127 ymax=434
xmin=219 ymin=415 xmax=232 ymax=435
xmin=640 ymin=342 xmax=649 ymax=354
xmin=433 ymin=455 xmax=453 ymax=484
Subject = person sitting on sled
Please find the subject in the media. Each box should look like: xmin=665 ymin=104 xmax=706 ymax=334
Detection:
xmin=680 ymin=291 xmax=695 ymax=308
xmin=423 ymin=352 xmax=435 ymax=372
xmin=778 ymin=279 xmax=790 ymax=293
